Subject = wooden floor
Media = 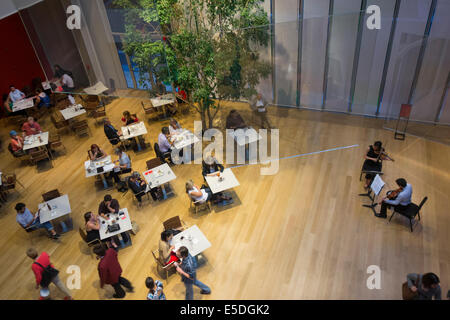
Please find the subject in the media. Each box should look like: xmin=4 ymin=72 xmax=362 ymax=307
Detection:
xmin=0 ymin=95 xmax=448 ymax=300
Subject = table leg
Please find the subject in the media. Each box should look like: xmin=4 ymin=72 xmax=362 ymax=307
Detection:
xmin=135 ymin=137 xmax=142 ymax=152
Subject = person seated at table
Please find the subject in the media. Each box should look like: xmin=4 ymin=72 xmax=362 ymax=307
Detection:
xmin=9 ymin=130 xmax=26 ymax=156
xmin=15 ymin=203 xmax=60 ymax=239
xmin=156 ymin=80 xmax=167 ymax=95
xmin=35 ymin=89 xmax=51 ymax=109
xmin=84 ymin=211 xmax=118 ymax=249
xmin=103 ymin=118 xmax=122 ymax=146
xmin=54 ymin=64 xmax=72 ymax=79
xmin=158 ymin=127 xmax=175 ymax=162
xmin=202 ymin=155 xmax=224 ymax=177
xmin=175 ymin=86 xmax=187 ymax=104
xmin=169 ymin=118 xmax=182 ymax=136
xmin=226 ymin=109 xmax=247 ymax=130
xmin=98 ymin=195 xmax=130 ymax=244
xmin=159 ymin=230 xmax=180 ymax=265
xmin=121 ymin=111 xmax=139 ymax=126
xmin=186 ymin=179 xmax=230 ymax=204
xmin=9 ymin=85 xmax=25 ymax=103
xmin=109 ymin=147 xmax=132 ymax=184
xmin=3 ymin=93 xmax=13 ymax=115
xmin=22 ymin=117 xmax=42 ymax=137
xmin=60 ymin=73 xmax=75 ymax=92
xmin=88 ymin=144 xmax=107 ymax=161
xmin=146 ymin=277 xmax=166 ymax=300
xmin=128 ymin=171 xmax=159 ymax=202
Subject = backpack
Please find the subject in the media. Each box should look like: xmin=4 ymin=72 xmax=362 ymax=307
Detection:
xmin=117 ymin=181 xmax=128 ymax=193
xmin=34 ymin=261 xmax=59 ymax=287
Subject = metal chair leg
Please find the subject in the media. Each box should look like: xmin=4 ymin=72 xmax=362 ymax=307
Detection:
xmin=388 ymin=211 xmax=396 ymax=222
xmin=409 ymin=218 xmax=413 ymax=232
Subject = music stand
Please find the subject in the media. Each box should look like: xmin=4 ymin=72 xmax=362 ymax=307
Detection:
xmin=359 ymin=171 xmax=383 ymax=200
xmin=362 ymin=174 xmax=385 ymax=214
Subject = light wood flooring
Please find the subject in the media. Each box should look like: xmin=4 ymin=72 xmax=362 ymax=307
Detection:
xmin=0 ymin=95 xmax=448 ymax=300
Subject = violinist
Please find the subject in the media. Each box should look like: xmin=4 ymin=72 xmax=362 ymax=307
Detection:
xmin=375 ymin=178 xmax=412 ymax=219
xmin=362 ymin=141 xmax=393 ymax=189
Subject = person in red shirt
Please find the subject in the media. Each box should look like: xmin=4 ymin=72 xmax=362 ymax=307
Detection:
xmin=94 ymin=245 xmax=134 ymax=298
xmin=22 ymin=117 xmax=42 ymax=136
xmin=26 ymin=248 xmax=73 ymax=300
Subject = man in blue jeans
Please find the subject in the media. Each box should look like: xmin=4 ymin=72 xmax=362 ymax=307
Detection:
xmin=15 ymin=203 xmax=60 ymax=239
xmin=174 ymin=246 xmax=211 ymax=300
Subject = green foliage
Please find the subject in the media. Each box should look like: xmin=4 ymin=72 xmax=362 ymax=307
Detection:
xmin=114 ymin=0 xmax=270 ymax=127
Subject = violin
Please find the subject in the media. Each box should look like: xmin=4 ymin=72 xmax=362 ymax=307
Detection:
xmin=386 ymin=187 xmax=402 ymax=200
xmin=376 ymin=148 xmax=394 ymax=162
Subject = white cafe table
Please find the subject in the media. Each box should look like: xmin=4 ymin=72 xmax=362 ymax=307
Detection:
xmin=171 ymin=129 xmax=200 ymax=150
xmin=59 ymin=104 xmax=86 ymax=120
xmin=151 ymin=94 xmax=175 ymax=118
xmin=12 ymin=98 xmax=34 ymax=112
xmin=84 ymin=156 xmax=115 ymax=189
xmin=205 ymin=168 xmax=240 ymax=194
xmin=142 ymin=163 xmax=176 ymax=188
xmin=172 ymin=225 xmax=211 ymax=257
xmin=120 ymin=122 xmax=147 ymax=151
xmin=99 ymin=208 xmax=132 ymax=241
xmin=23 ymin=132 xmax=49 ymax=151
xmin=38 ymin=194 xmax=72 ymax=233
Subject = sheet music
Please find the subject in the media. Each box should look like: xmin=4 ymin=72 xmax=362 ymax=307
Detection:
xmin=370 ymin=174 xmax=385 ymax=196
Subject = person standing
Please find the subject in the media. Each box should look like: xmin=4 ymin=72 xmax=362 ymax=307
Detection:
xmin=26 ymin=248 xmax=73 ymax=300
xmin=251 ymin=93 xmax=271 ymax=129
xmin=94 ymin=245 xmax=134 ymax=299
xmin=174 ymin=246 xmax=211 ymax=300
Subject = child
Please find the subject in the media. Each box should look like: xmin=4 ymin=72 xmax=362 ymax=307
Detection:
xmin=146 ymin=277 xmax=166 ymax=300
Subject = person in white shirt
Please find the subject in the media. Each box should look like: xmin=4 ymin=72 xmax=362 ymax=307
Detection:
xmin=252 ymin=92 xmax=271 ymax=129
xmin=185 ymin=180 xmax=212 ymax=204
xmin=61 ymin=73 xmax=74 ymax=92
xmin=9 ymin=86 xmax=25 ymax=103
xmin=376 ymin=178 xmax=412 ymax=218
xmin=169 ymin=118 xmax=182 ymax=136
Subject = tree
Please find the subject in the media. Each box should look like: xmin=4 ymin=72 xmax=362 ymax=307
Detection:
xmin=114 ymin=0 xmax=271 ymax=129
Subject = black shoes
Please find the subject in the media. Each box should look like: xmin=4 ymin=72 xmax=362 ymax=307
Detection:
xmin=200 ymin=290 xmax=211 ymax=295
xmin=374 ymin=213 xmax=387 ymax=219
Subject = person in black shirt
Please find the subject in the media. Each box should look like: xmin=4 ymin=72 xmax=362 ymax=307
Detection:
xmin=97 ymin=195 xmax=129 ymax=244
xmin=362 ymin=141 xmax=393 ymax=188
xmin=127 ymin=172 xmax=159 ymax=202
xmin=104 ymin=118 xmax=122 ymax=145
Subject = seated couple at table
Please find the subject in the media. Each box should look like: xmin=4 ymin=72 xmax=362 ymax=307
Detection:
xmin=84 ymin=195 xmax=130 ymax=248
xmin=128 ymin=171 xmax=160 ymax=202
xmin=15 ymin=202 xmax=60 ymax=240
xmin=185 ymin=179 xmax=230 ymax=205
xmin=159 ymin=229 xmax=182 ymax=265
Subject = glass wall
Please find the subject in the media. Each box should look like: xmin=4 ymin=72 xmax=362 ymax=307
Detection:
xmin=8 ymin=0 xmax=450 ymax=126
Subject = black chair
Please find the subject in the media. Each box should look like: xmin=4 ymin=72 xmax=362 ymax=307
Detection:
xmin=389 ymin=197 xmax=428 ymax=232
xmin=154 ymin=143 xmax=171 ymax=164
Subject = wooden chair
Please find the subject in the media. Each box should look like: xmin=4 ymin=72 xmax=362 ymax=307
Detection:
xmin=10 ymin=115 xmax=28 ymax=127
xmin=56 ymin=99 xmax=71 ymax=110
xmin=48 ymin=134 xmax=66 ymax=158
xmin=389 ymin=197 xmax=428 ymax=232
xmin=42 ymin=189 xmax=61 ymax=202
xmin=81 ymin=95 xmax=100 ymax=116
xmin=7 ymin=143 xmax=30 ymax=164
xmin=93 ymin=105 xmax=106 ymax=125
xmin=146 ymin=157 xmax=163 ymax=170
xmin=29 ymin=149 xmax=52 ymax=167
xmin=151 ymin=249 xmax=175 ymax=282
xmin=1 ymin=173 xmax=25 ymax=195
xmin=71 ymin=119 xmax=90 ymax=137
xmin=142 ymin=101 xmax=162 ymax=122
xmin=78 ymin=227 xmax=104 ymax=257
xmin=50 ymin=113 xmax=69 ymax=134
xmin=189 ymin=197 xmax=211 ymax=214
xmin=163 ymin=216 xmax=187 ymax=231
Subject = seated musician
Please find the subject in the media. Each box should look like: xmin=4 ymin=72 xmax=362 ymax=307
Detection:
xmin=375 ymin=178 xmax=412 ymax=219
xmin=362 ymin=141 xmax=393 ymax=189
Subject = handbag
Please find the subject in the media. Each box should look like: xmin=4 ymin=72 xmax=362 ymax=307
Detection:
xmin=402 ymin=275 xmax=419 ymax=300
xmin=34 ymin=262 xmax=59 ymax=288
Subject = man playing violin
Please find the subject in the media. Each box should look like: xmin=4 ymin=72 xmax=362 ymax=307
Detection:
xmin=362 ymin=141 xmax=394 ymax=189
xmin=375 ymin=178 xmax=412 ymax=219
